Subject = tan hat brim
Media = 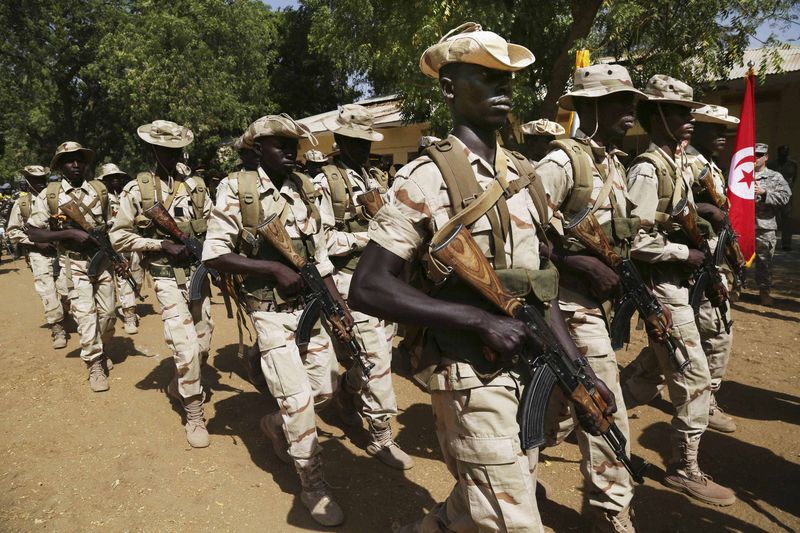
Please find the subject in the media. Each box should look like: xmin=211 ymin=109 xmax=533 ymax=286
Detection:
xmin=558 ymin=85 xmax=646 ymax=112
xmin=322 ymin=115 xmax=384 ymax=142
xmin=49 ymin=148 xmax=95 ymax=171
xmin=136 ymin=126 xmax=193 ymax=148
xmin=420 ymin=41 xmax=535 ymax=78
xmin=644 ymin=96 xmax=704 ymax=109
xmin=691 ymin=113 xmax=740 ymax=126
xmin=98 ymin=171 xmax=131 ymax=180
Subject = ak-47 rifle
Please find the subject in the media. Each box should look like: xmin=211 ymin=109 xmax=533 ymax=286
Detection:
xmin=59 ymin=199 xmax=141 ymax=298
xmin=430 ymin=224 xmax=646 ymax=483
xmin=143 ymin=202 xmax=230 ymax=315
xmin=356 ymin=188 xmax=385 ymax=219
xmin=564 ymin=207 xmax=688 ymax=373
xmin=671 ymin=197 xmax=732 ymax=333
xmin=256 ymin=213 xmax=374 ymax=386
xmin=696 ymin=167 xmax=746 ymax=276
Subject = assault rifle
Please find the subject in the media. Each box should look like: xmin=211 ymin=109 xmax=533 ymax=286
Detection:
xmin=144 ymin=201 xmax=224 ymax=308
xmin=59 ymin=199 xmax=141 ymax=298
xmin=431 ymin=224 xmax=646 ymax=483
xmin=695 ymin=167 xmax=746 ymax=281
xmin=564 ymin=207 xmax=688 ymax=373
xmin=356 ymin=188 xmax=384 ymax=219
xmin=256 ymin=213 xmax=374 ymax=386
xmin=671 ymin=197 xmax=732 ymax=333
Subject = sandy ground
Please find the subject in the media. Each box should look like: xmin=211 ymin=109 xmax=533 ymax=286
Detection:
xmin=0 ymin=243 xmax=798 ymax=533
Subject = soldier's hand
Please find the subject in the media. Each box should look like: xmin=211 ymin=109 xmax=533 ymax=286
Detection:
xmin=568 ymin=255 xmax=620 ymax=301
xmin=685 ymin=249 xmax=705 ymax=269
xmin=65 ymin=228 xmax=93 ymax=246
xmin=755 ymin=184 xmax=765 ymax=196
xmin=695 ymin=203 xmax=726 ymax=232
xmin=161 ymin=240 xmax=190 ymax=259
xmin=272 ymin=263 xmax=303 ymax=298
xmin=646 ymin=302 xmax=673 ymax=343
xmin=475 ymin=313 xmax=532 ymax=362
xmin=575 ymin=377 xmax=617 ymax=436
xmin=33 ymin=242 xmax=54 ymax=253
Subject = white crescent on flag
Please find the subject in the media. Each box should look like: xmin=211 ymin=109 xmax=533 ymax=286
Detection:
xmin=728 ymin=147 xmax=755 ymax=200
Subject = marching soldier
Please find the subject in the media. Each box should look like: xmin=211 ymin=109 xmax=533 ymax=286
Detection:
xmin=6 ymin=165 xmax=69 ymax=348
xmin=26 ymin=142 xmax=117 ymax=391
xmin=96 ymin=163 xmax=144 ymax=335
xmin=753 ymin=143 xmax=791 ymax=305
xmin=624 ymin=76 xmax=735 ymax=506
xmin=521 ymin=119 xmax=565 ymax=163
xmin=349 ymin=23 xmax=615 ymax=532
xmin=313 ymin=103 xmax=414 ymax=470
xmin=203 ymin=115 xmax=344 ymax=526
xmin=110 ymin=120 xmax=214 ymax=448
xmin=535 ymin=63 xmax=645 ymax=531
xmin=304 ymin=149 xmax=327 ymax=178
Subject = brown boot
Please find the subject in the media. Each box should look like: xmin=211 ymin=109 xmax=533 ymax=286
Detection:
xmin=297 ymin=454 xmax=344 ymax=527
xmin=664 ymin=435 xmax=735 ymax=506
xmin=759 ymin=289 xmax=774 ymax=306
xmin=708 ymin=393 xmax=736 ymax=433
xmin=589 ymin=506 xmax=636 ymax=533
xmin=183 ymin=394 xmax=210 ymax=448
xmin=122 ymin=307 xmax=138 ymax=334
xmin=366 ymin=419 xmax=414 ymax=470
xmin=259 ymin=412 xmax=291 ymax=464
xmin=87 ymin=358 xmax=109 ymax=392
xmin=51 ymin=322 xmax=67 ymax=349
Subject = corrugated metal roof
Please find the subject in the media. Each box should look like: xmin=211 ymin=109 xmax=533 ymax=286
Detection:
xmin=723 ymin=46 xmax=800 ymax=79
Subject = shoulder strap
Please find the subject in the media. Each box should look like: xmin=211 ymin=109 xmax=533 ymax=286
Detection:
xmin=18 ymin=194 xmax=32 ymax=220
xmin=504 ymin=149 xmax=549 ymax=226
xmin=235 ymin=171 xmax=262 ymax=230
xmin=290 ymin=171 xmax=322 ymax=228
xmin=46 ymin=182 xmax=61 ymax=215
xmin=548 ymin=139 xmax=594 ymax=219
xmin=87 ymin=179 xmax=108 ymax=218
xmin=136 ymin=172 xmax=157 ymax=211
xmin=189 ymin=176 xmax=207 ymax=220
xmin=321 ymin=164 xmax=352 ymax=223
xmin=633 ymin=151 xmax=676 ymax=216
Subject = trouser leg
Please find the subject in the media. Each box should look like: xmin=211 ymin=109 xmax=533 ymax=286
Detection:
xmin=29 ymin=252 xmax=64 ymax=325
xmin=350 ymin=311 xmax=398 ymax=426
xmin=754 ymin=230 xmax=776 ymax=290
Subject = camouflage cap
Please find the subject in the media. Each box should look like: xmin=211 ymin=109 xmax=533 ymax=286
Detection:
xmin=304 ymin=149 xmax=327 ymax=163
xmin=49 ymin=141 xmax=95 ymax=170
xmin=322 ymin=104 xmax=384 ymax=142
xmin=642 ymin=75 xmax=702 ymax=108
xmin=137 ymin=120 xmax=194 ymax=148
xmin=755 ymin=142 xmax=768 ymax=154
xmin=558 ymin=64 xmax=644 ymax=111
xmin=244 ymin=114 xmax=317 ymax=146
xmin=420 ymin=22 xmax=534 ymax=79
xmin=95 ymin=162 xmax=130 ymax=181
xmin=521 ymin=119 xmax=565 ymax=137
xmin=21 ymin=165 xmax=49 ymax=178
xmin=418 ymin=135 xmax=441 ymax=149
xmin=691 ymin=104 xmax=739 ymax=127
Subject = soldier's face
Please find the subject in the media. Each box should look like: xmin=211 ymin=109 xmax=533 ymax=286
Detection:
xmin=661 ymin=104 xmax=694 ymax=142
xmin=692 ymin=123 xmax=727 ymax=155
xmin=522 ymin=136 xmax=553 ymax=162
xmin=60 ymin=154 xmax=87 ymax=184
xmin=258 ymin=136 xmax=297 ymax=176
xmin=106 ymin=174 xmax=126 ymax=194
xmin=153 ymin=146 xmax=182 ymax=173
xmin=443 ymin=64 xmax=513 ymax=129
xmin=336 ymin=134 xmax=371 ymax=167
xmin=27 ymin=176 xmax=46 ymax=193
xmin=597 ymin=93 xmax=638 ymax=138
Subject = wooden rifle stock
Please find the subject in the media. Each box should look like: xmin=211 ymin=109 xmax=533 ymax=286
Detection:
xmin=698 ymin=169 xmax=727 ymax=209
xmin=356 ymin=189 xmax=384 ymax=219
xmin=565 ymin=210 xmax=622 ymax=269
xmin=59 ymin=200 xmax=94 ymax=232
xmin=255 ymin=214 xmax=307 ymax=270
xmin=144 ymin=202 xmax=189 ymax=242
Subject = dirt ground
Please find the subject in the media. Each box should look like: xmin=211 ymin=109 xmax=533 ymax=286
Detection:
xmin=0 ymin=243 xmax=798 ymax=533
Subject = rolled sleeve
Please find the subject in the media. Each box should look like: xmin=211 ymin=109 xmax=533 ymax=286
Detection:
xmin=535 ymin=149 xmax=573 ymax=225
xmin=202 ymin=177 xmax=241 ymax=262
xmin=110 ymin=184 xmax=163 ymax=253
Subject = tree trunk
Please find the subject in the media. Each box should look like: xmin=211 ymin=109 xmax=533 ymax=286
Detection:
xmin=540 ymin=0 xmax=603 ymax=119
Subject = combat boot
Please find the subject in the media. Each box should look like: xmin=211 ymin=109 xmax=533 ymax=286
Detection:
xmin=664 ymin=435 xmax=735 ymax=506
xmin=122 ymin=306 xmax=138 ymax=334
xmin=87 ymin=358 xmax=109 ymax=392
xmin=366 ymin=419 xmax=414 ymax=470
xmin=333 ymin=374 xmax=363 ymax=427
xmin=708 ymin=392 xmax=736 ymax=433
xmin=589 ymin=506 xmax=636 ymax=533
xmin=183 ymin=394 xmax=210 ymax=448
xmin=51 ymin=322 xmax=67 ymax=349
xmin=759 ymin=289 xmax=774 ymax=306
xmin=259 ymin=411 xmax=291 ymax=464
xmin=297 ymin=454 xmax=344 ymax=527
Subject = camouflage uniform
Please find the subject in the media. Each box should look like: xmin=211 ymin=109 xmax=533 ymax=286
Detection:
xmin=754 ymin=166 xmax=791 ymax=290
xmin=107 ymin=190 xmax=145 ymax=313
xmin=369 ymin=134 xmax=545 ymax=532
xmin=536 ymin=131 xmax=634 ymax=515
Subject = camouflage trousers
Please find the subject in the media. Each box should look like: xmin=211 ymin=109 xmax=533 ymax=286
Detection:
xmin=63 ymin=256 xmax=116 ymax=363
xmin=153 ymin=276 xmax=213 ymax=398
xmin=252 ymin=307 xmax=337 ymax=471
xmin=343 ymin=310 xmax=398 ymax=426
xmin=28 ymin=251 xmax=67 ymax=325
xmin=755 ymin=229 xmax=777 ymax=290
xmin=116 ymin=252 xmax=144 ymax=310
xmin=414 ymin=363 xmax=542 ymax=533
xmin=543 ymin=293 xmax=633 ymax=513
xmin=624 ymin=277 xmax=711 ymax=439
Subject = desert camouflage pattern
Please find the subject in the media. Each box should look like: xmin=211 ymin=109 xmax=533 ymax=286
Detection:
xmin=368 ymin=135 xmax=546 ymax=532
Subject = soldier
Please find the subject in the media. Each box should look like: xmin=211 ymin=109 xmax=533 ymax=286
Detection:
xmin=521 ymin=119 xmax=565 ymax=163
xmin=110 ymin=120 xmax=214 ymax=448
xmin=769 ymin=145 xmax=797 ymax=250
xmin=313 ymin=103 xmax=414 ymax=470
xmin=349 ymin=23 xmax=615 ymax=532
xmin=535 ymin=63 xmax=646 ymax=531
xmin=304 ymin=149 xmax=327 ymax=178
xmin=96 ymin=163 xmax=144 ymax=335
xmin=753 ymin=143 xmax=792 ymax=305
xmin=26 ymin=142 xmax=117 ymax=392
xmin=6 ymin=165 xmax=69 ymax=348
xmin=203 ymin=115 xmax=344 ymax=526
xmin=624 ymin=76 xmax=735 ymax=506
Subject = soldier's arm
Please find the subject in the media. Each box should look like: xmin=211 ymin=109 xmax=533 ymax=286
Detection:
xmin=313 ymin=172 xmax=369 ymax=257
xmin=763 ymin=172 xmax=792 ymax=207
xmin=25 ymin=193 xmax=89 ymax=245
xmin=6 ymin=200 xmax=31 ymax=245
xmin=109 ymin=184 xmax=163 ymax=253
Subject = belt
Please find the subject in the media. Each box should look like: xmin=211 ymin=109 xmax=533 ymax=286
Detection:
xmin=65 ymin=251 xmax=89 ymax=260
xmin=148 ymin=263 xmax=192 ymax=279
xmin=243 ymin=294 xmax=305 ymax=314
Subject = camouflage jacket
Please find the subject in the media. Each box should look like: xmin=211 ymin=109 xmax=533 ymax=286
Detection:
xmin=755 ymin=168 xmax=791 ymax=230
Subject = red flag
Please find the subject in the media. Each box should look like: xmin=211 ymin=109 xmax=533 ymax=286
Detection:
xmin=727 ymin=67 xmax=756 ymax=264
